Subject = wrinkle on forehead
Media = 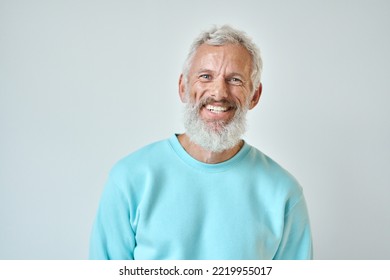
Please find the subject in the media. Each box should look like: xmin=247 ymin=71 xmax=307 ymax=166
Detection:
xmin=190 ymin=44 xmax=253 ymax=79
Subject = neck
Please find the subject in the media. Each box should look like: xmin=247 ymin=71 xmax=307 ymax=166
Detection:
xmin=177 ymin=133 xmax=243 ymax=164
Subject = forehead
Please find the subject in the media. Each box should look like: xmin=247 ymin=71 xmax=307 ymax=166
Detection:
xmin=190 ymin=43 xmax=252 ymax=75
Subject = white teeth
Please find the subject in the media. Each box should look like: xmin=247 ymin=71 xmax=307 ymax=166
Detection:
xmin=206 ymin=105 xmax=228 ymax=113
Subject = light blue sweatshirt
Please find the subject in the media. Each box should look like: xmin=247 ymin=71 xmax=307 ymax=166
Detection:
xmin=90 ymin=134 xmax=313 ymax=259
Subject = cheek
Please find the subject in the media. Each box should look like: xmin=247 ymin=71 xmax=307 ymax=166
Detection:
xmin=189 ymin=83 xmax=209 ymax=102
xmin=231 ymin=88 xmax=250 ymax=106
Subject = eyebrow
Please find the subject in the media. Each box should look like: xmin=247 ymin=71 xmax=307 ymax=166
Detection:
xmin=195 ymin=68 xmax=214 ymax=75
xmin=195 ymin=69 xmax=246 ymax=79
xmin=228 ymin=72 xmax=246 ymax=78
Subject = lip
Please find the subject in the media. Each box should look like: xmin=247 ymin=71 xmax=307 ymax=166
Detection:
xmin=205 ymin=104 xmax=230 ymax=113
xmin=200 ymin=104 xmax=235 ymax=121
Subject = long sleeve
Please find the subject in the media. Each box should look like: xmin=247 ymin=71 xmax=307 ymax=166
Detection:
xmin=273 ymin=194 xmax=313 ymax=260
xmin=89 ymin=178 xmax=135 ymax=260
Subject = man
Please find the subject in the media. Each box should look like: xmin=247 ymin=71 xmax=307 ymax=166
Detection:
xmin=89 ymin=25 xmax=313 ymax=260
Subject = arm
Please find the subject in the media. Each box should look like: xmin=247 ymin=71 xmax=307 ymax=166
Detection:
xmin=89 ymin=177 xmax=135 ymax=260
xmin=273 ymin=194 xmax=313 ymax=260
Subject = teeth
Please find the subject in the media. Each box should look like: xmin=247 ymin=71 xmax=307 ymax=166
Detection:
xmin=206 ymin=105 xmax=228 ymax=113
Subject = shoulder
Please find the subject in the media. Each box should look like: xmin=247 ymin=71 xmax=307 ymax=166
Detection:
xmin=108 ymin=138 xmax=171 ymax=182
xmin=119 ymin=138 xmax=170 ymax=163
xmin=246 ymin=144 xmax=303 ymax=197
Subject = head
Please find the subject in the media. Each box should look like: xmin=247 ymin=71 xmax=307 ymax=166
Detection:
xmin=182 ymin=25 xmax=263 ymax=95
xmin=179 ymin=25 xmax=263 ymax=152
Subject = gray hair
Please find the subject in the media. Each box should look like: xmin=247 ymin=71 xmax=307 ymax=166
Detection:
xmin=182 ymin=25 xmax=263 ymax=92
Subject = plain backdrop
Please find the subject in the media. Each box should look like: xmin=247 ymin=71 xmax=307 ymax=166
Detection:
xmin=1 ymin=0 xmax=389 ymax=259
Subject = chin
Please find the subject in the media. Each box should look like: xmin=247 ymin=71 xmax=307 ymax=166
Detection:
xmin=183 ymin=101 xmax=248 ymax=153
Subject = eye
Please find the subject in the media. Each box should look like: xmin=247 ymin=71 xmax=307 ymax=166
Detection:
xmin=199 ymin=74 xmax=211 ymax=80
xmin=228 ymin=77 xmax=243 ymax=85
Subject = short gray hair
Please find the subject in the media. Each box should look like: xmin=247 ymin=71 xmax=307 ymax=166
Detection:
xmin=182 ymin=25 xmax=263 ymax=92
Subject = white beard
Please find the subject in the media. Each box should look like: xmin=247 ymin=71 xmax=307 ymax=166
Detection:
xmin=183 ymin=98 xmax=249 ymax=153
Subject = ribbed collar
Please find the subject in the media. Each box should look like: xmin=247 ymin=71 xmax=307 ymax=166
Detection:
xmin=168 ymin=134 xmax=251 ymax=173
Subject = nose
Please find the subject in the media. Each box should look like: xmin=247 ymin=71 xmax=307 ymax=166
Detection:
xmin=210 ymin=77 xmax=229 ymax=101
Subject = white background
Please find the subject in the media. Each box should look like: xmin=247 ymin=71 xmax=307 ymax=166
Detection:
xmin=1 ymin=0 xmax=389 ymax=259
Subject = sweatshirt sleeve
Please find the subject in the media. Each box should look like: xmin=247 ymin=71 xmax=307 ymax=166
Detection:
xmin=89 ymin=176 xmax=135 ymax=260
xmin=273 ymin=193 xmax=313 ymax=260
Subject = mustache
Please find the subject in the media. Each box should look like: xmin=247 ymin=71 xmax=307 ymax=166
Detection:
xmin=197 ymin=97 xmax=238 ymax=109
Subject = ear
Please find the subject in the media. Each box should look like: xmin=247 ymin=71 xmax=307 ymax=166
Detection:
xmin=249 ymin=83 xmax=262 ymax=110
xmin=178 ymin=74 xmax=187 ymax=103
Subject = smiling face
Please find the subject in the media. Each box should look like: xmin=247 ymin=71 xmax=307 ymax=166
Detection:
xmin=179 ymin=43 xmax=262 ymax=152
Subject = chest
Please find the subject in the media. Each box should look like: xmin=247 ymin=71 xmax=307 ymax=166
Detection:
xmin=132 ymin=177 xmax=285 ymax=259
